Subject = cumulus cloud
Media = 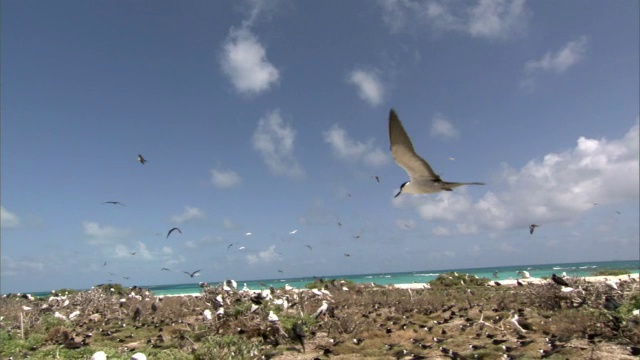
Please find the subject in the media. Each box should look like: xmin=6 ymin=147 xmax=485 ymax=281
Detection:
xmin=211 ymin=168 xmax=242 ymax=188
xmin=525 ymin=36 xmax=589 ymax=74
xmin=380 ymin=0 xmax=529 ymax=40
xmin=170 ymin=206 xmax=205 ymax=224
xmin=83 ymin=221 xmax=130 ymax=245
xmin=220 ymin=27 xmax=279 ymax=95
xmin=252 ymin=110 xmax=305 ymax=179
xmin=1 ymin=256 xmax=45 ymax=276
xmin=347 ymin=68 xmax=385 ymax=106
xmin=1 ymin=206 xmax=20 ymax=228
xmin=395 ymin=121 xmax=640 ymax=235
xmin=430 ymin=114 xmax=459 ymax=139
xmin=323 ymin=124 xmax=390 ymax=167
xmin=114 ymin=241 xmax=153 ymax=260
xmin=246 ymin=245 xmax=281 ymax=264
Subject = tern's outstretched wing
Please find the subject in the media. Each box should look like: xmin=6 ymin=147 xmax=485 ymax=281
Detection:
xmin=389 ymin=109 xmax=440 ymax=182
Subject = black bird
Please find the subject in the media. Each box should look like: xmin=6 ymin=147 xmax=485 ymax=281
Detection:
xmin=137 ymin=154 xmax=147 ymax=164
xmin=344 ymin=253 xmax=351 ymax=257
xmin=129 ymin=252 xmax=136 ymax=256
xmin=183 ymin=270 xmax=201 ymax=278
xmin=227 ymin=243 xmax=236 ymax=250
xmin=494 ymin=281 xmax=502 ymax=286
xmin=103 ymin=201 xmax=125 ymax=206
xmin=167 ymin=227 xmax=182 ymax=239
xmin=305 ymin=244 xmax=312 ymax=251
xmin=292 ymin=322 xmax=306 ymax=352
xmin=160 ymin=268 xmax=170 ymax=271
xmin=529 ymin=224 xmax=540 ymax=234
xmin=551 ymin=274 xmax=570 ymax=287
xmin=371 ymin=175 xmax=380 ymax=183
xmin=603 ymin=295 xmax=622 ymax=311
xmin=491 ymin=339 xmax=508 ymax=345
xmin=628 ymin=346 xmax=640 ymax=356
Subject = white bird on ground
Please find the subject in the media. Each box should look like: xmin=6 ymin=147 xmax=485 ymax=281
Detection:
xmin=267 ymin=310 xmax=279 ymax=322
xmin=69 ymin=310 xmax=80 ymax=320
xmin=22 ymin=306 xmax=32 ymax=311
xmin=311 ymin=288 xmax=323 ymax=297
xmin=216 ymin=307 xmax=224 ymax=317
xmin=517 ymin=270 xmax=531 ymax=279
xmin=131 ymin=353 xmax=147 ymax=360
xmin=604 ymin=278 xmax=619 ymax=290
xmin=203 ymin=309 xmax=212 ymax=321
xmin=313 ymin=300 xmax=329 ymax=319
xmin=389 ymin=109 xmax=484 ymax=197
xmin=54 ymin=312 xmax=67 ymax=321
xmin=91 ymin=351 xmax=107 ymax=360
xmin=215 ymin=294 xmax=224 ymax=306
xmin=284 ymin=284 xmax=294 ymax=291
xmin=242 ymin=283 xmax=250 ymax=292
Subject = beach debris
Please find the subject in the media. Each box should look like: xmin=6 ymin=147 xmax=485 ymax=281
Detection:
xmin=389 ymin=109 xmax=484 ymax=197
xmin=166 ymin=227 xmax=182 ymax=239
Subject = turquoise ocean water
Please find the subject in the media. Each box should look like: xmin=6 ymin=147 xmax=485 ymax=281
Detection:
xmin=144 ymin=259 xmax=639 ymax=296
xmin=27 ymin=260 xmax=639 ymax=297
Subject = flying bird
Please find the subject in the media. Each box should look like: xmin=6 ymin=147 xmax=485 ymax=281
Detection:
xmin=102 ymin=201 xmax=125 ymax=206
xmin=160 ymin=268 xmax=170 ymax=271
xmin=183 ymin=270 xmax=201 ymax=278
xmin=238 ymin=246 xmax=246 ymax=250
xmin=289 ymin=229 xmax=298 ymax=235
xmin=129 ymin=252 xmax=136 ymax=256
xmin=344 ymin=253 xmax=351 ymax=257
xmin=137 ymin=154 xmax=147 ymax=164
xmin=529 ymin=224 xmax=540 ymax=234
xmin=305 ymin=244 xmax=312 ymax=251
xmin=371 ymin=175 xmax=380 ymax=183
xmin=167 ymin=227 xmax=182 ymax=239
xmin=227 ymin=243 xmax=236 ymax=250
xmin=245 ymin=232 xmax=252 ymax=236
xmin=389 ymin=109 xmax=484 ymax=197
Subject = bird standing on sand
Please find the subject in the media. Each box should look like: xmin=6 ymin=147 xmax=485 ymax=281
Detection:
xmin=137 ymin=154 xmax=147 ymax=164
xmin=183 ymin=270 xmax=201 ymax=278
xmin=551 ymin=273 xmax=570 ymax=287
xmin=389 ymin=109 xmax=484 ymax=198
xmin=529 ymin=224 xmax=540 ymax=234
xmin=167 ymin=227 xmax=182 ymax=239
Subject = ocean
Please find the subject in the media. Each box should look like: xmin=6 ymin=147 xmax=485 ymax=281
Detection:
xmin=26 ymin=259 xmax=639 ymax=297
xmin=145 ymin=259 xmax=639 ymax=296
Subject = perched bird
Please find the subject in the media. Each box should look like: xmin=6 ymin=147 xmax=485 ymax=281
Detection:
xmin=137 ymin=154 xmax=147 ymax=164
xmin=603 ymin=296 xmax=622 ymax=311
xmin=313 ymin=300 xmax=330 ymax=319
xmin=183 ymin=270 xmax=201 ymax=278
xmin=103 ymin=201 xmax=125 ymax=206
xmin=166 ymin=227 xmax=182 ymax=239
xmin=551 ymin=274 xmax=570 ymax=287
xmin=389 ymin=109 xmax=484 ymax=197
xmin=267 ymin=310 xmax=279 ymax=322
xmin=529 ymin=224 xmax=540 ymax=234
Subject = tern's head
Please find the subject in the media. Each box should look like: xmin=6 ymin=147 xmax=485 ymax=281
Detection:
xmin=394 ymin=181 xmax=410 ymax=198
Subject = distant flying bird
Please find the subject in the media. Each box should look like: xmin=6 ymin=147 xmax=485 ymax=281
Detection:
xmin=245 ymin=232 xmax=252 ymax=236
xmin=103 ymin=201 xmax=125 ymax=206
xmin=227 ymin=243 xmax=236 ymax=250
xmin=371 ymin=175 xmax=380 ymax=183
xmin=305 ymin=244 xmax=312 ymax=251
xmin=167 ymin=227 xmax=182 ymax=239
xmin=238 ymin=246 xmax=246 ymax=250
xmin=337 ymin=222 xmax=342 ymax=227
xmin=161 ymin=268 xmax=170 ymax=271
xmin=344 ymin=253 xmax=351 ymax=257
xmin=137 ymin=154 xmax=147 ymax=164
xmin=183 ymin=270 xmax=201 ymax=278
xmin=278 ymin=269 xmax=283 ymax=273
xmin=529 ymin=224 xmax=540 ymax=234
xmin=389 ymin=109 xmax=484 ymax=197
xmin=129 ymin=252 xmax=136 ymax=256
xmin=448 ymin=157 xmax=456 ymax=161
xmin=289 ymin=229 xmax=298 ymax=235
xmin=103 ymin=261 xmax=107 ymax=267
xmin=551 ymin=273 xmax=570 ymax=287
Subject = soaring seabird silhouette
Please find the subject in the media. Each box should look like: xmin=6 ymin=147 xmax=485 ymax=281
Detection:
xmin=551 ymin=273 xmax=570 ymax=287
xmin=160 ymin=268 xmax=170 ymax=271
xmin=166 ymin=227 xmax=182 ymax=239
xmin=103 ymin=201 xmax=125 ymax=206
xmin=389 ymin=109 xmax=484 ymax=197
xmin=227 ymin=243 xmax=236 ymax=250
xmin=305 ymin=244 xmax=313 ymax=251
xmin=529 ymin=224 xmax=540 ymax=234
xmin=183 ymin=270 xmax=201 ymax=278
xmin=371 ymin=175 xmax=380 ymax=183
xmin=137 ymin=154 xmax=147 ymax=164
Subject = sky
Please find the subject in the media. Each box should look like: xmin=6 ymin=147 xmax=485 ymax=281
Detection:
xmin=1 ymin=0 xmax=639 ymax=294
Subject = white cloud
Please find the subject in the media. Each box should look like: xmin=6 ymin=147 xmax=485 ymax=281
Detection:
xmin=395 ymin=121 xmax=640 ymax=234
xmin=323 ymin=124 xmax=390 ymax=167
xmin=252 ymin=110 xmax=305 ymax=179
xmin=347 ymin=68 xmax=384 ymax=106
xmin=1 ymin=255 xmax=45 ymax=276
xmin=162 ymin=246 xmax=173 ymax=255
xmin=170 ymin=206 xmax=205 ymax=224
xmin=114 ymin=242 xmax=153 ymax=260
xmin=211 ymin=168 xmax=242 ymax=188
xmin=380 ymin=0 xmax=529 ymax=40
xmin=1 ymin=206 xmax=21 ymax=228
xmin=430 ymin=114 xmax=459 ymax=139
xmin=222 ymin=218 xmax=238 ymax=230
xmin=246 ymin=245 xmax=281 ymax=264
xmin=525 ymin=36 xmax=589 ymax=74
xmin=83 ymin=221 xmax=130 ymax=245
xmin=220 ymin=27 xmax=279 ymax=95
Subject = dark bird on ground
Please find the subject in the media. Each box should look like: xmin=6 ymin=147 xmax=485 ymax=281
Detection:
xmin=551 ymin=273 xmax=570 ymax=287
xmin=103 ymin=201 xmax=125 ymax=206
xmin=292 ymin=322 xmax=306 ymax=352
xmin=389 ymin=109 xmax=484 ymax=198
xmin=603 ymin=295 xmax=622 ymax=311
xmin=183 ymin=270 xmax=201 ymax=278
xmin=132 ymin=307 xmax=142 ymax=322
xmin=371 ymin=175 xmax=380 ymax=183
xmin=305 ymin=244 xmax=312 ymax=251
xmin=628 ymin=346 xmax=640 ymax=356
xmin=137 ymin=154 xmax=147 ymax=164
xmin=516 ymin=279 xmax=524 ymax=286
xmin=491 ymin=339 xmax=508 ymax=345
xmin=494 ymin=281 xmax=502 ymax=286
xmin=529 ymin=224 xmax=540 ymax=234
xmin=160 ymin=268 xmax=170 ymax=271
xmin=167 ymin=227 xmax=182 ymax=239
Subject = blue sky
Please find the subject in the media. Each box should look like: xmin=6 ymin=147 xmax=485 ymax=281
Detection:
xmin=2 ymin=0 xmax=638 ymax=294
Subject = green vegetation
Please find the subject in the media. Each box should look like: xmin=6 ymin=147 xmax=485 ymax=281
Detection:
xmin=592 ymin=269 xmax=631 ymax=276
xmin=429 ymin=272 xmax=490 ymax=288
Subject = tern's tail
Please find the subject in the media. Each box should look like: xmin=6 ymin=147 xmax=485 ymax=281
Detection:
xmin=442 ymin=181 xmax=485 ymax=191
